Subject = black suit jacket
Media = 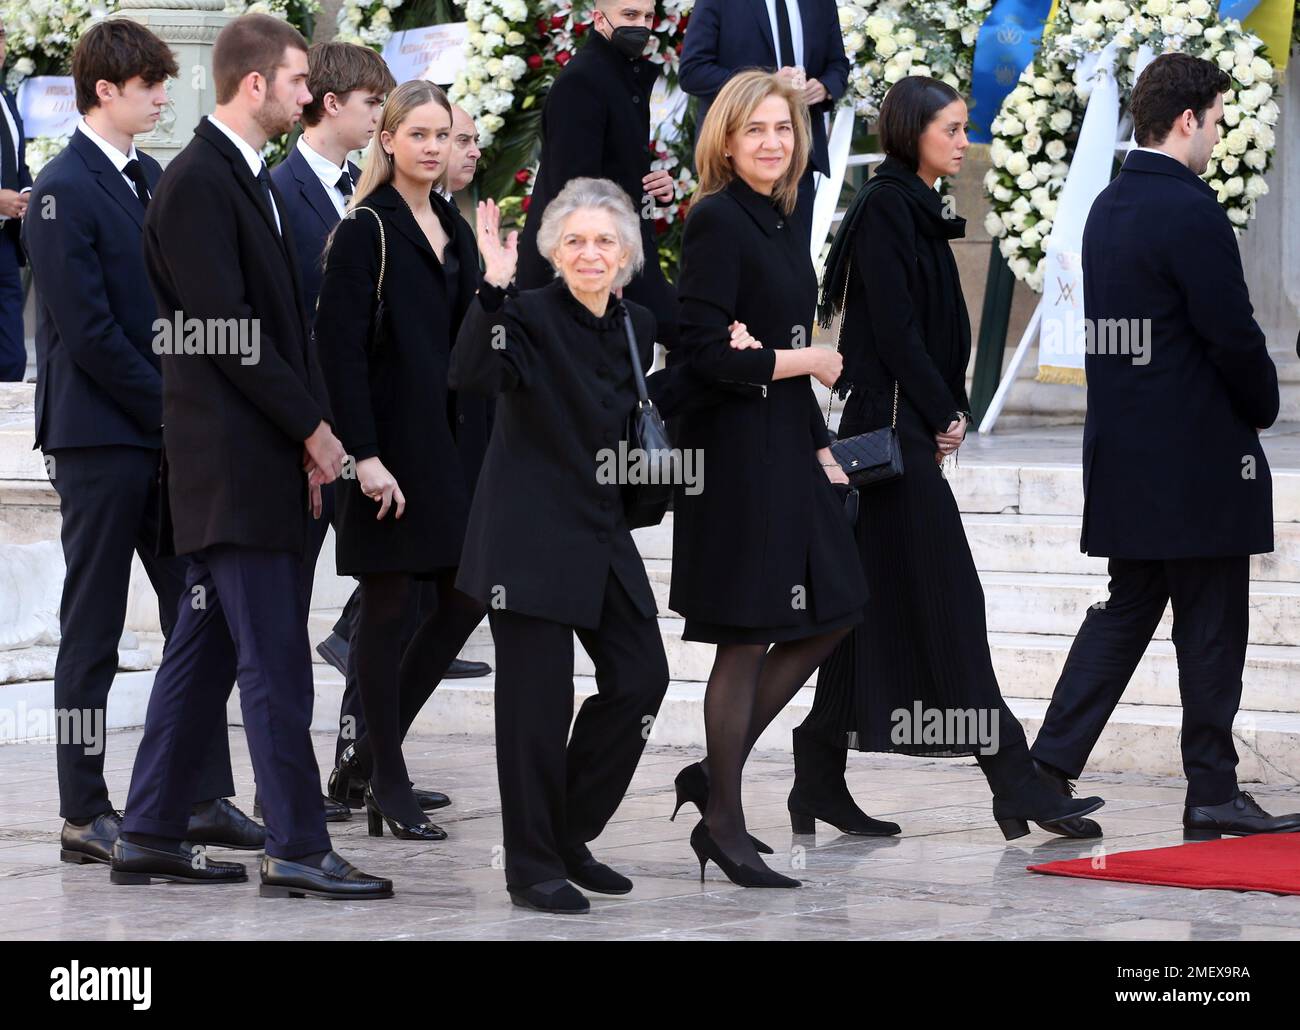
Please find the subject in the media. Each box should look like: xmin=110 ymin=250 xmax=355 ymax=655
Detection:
xmin=679 ymin=0 xmax=849 ymax=176
xmin=25 ymin=130 xmax=163 ymax=451
xmin=143 ymin=117 xmax=331 ymax=557
xmin=1080 ymin=149 xmax=1278 ymax=559
xmin=2 ymin=89 xmax=34 ymax=262
xmin=516 ymin=29 xmax=678 ymax=347
xmin=270 ymin=144 xmax=360 ymax=315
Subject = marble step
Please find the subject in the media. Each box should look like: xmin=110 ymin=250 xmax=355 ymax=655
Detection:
xmin=283 ymin=667 xmax=1300 ymax=786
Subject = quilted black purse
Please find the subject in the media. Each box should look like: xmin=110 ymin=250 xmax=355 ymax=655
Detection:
xmin=825 ymin=254 xmax=904 ymax=488
xmin=621 ymin=308 xmax=675 ymax=529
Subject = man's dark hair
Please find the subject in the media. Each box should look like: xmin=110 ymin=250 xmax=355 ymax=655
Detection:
xmin=212 ymin=13 xmax=308 ymax=105
xmin=877 ymin=75 xmax=964 ymax=172
xmin=71 ymin=19 xmax=179 ymax=115
xmin=1130 ymin=53 xmax=1230 ymax=147
xmin=301 ymin=42 xmax=396 ymax=127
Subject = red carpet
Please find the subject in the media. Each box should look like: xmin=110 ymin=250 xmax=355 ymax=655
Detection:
xmin=1028 ymin=833 xmax=1300 ymax=895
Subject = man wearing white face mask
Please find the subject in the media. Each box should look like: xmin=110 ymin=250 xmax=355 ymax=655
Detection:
xmin=515 ymin=0 xmax=678 ymax=348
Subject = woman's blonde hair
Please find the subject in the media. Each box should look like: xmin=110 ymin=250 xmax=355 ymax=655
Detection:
xmin=694 ymin=70 xmax=809 ymax=216
xmin=351 ymin=78 xmax=452 ymax=207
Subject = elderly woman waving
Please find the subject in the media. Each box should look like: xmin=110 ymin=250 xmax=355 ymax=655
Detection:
xmin=449 ymin=178 xmax=670 ymax=915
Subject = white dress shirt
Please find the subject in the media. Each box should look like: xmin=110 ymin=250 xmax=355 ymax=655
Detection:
xmin=764 ymin=0 xmax=805 ymax=68
xmin=296 ymin=135 xmax=350 ymax=218
xmin=76 ymin=118 xmax=144 ymax=199
xmin=208 ymin=113 xmax=281 ymax=233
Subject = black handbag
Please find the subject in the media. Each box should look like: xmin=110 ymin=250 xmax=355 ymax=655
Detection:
xmin=825 ymin=254 xmax=904 ymax=488
xmin=620 ymin=308 xmax=675 ymax=529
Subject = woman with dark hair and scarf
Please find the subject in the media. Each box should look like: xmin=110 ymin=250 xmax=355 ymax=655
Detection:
xmin=797 ymin=76 xmax=1106 ymax=840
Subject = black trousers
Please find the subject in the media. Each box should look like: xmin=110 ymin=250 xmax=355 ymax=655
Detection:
xmin=48 ymin=445 xmax=234 ymax=821
xmin=121 ymin=545 xmax=331 ymax=859
xmin=1030 ymin=556 xmax=1250 ymax=807
xmin=490 ymin=572 xmax=668 ymax=888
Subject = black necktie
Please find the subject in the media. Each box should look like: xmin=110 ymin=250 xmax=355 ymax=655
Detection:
xmin=255 ymin=164 xmax=281 ymax=234
xmin=0 ymin=100 xmax=17 ymax=192
xmin=335 ymin=169 xmax=353 ymax=198
xmin=122 ymin=158 xmax=150 ymax=208
xmin=774 ymin=0 xmax=795 ymax=69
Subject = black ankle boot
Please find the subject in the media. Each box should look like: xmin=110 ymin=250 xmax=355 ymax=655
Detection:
xmin=787 ymin=725 xmax=901 ymax=836
xmin=977 ymin=743 xmax=1104 ymax=840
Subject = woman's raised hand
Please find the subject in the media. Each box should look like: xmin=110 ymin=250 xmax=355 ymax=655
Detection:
xmin=477 ymin=199 xmax=518 ymax=289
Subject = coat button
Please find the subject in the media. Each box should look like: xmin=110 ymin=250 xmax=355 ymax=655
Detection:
xmin=632 ymin=96 xmax=641 ymax=105
xmin=457 ymin=413 xmax=465 ymax=423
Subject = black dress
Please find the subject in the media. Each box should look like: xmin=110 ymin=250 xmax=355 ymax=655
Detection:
xmin=314 ymin=183 xmax=483 ymax=576
xmin=668 ymin=176 xmax=866 ymax=644
xmin=806 ymin=156 xmax=997 ymax=756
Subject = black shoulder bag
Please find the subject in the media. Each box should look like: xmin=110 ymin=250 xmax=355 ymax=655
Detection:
xmin=349 ymin=205 xmax=388 ymax=352
xmin=621 ymin=309 xmax=676 ymax=529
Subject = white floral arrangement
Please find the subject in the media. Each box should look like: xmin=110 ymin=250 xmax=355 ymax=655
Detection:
xmin=446 ymin=0 xmax=533 ymax=148
xmin=24 ymin=132 xmax=71 ymax=177
xmin=0 ymin=0 xmax=117 ymax=89
xmin=984 ymin=0 xmax=1279 ymax=291
xmin=335 ymin=0 xmax=408 ymax=49
xmin=838 ymin=0 xmax=990 ymax=118
xmin=225 ymin=0 xmax=321 ymax=19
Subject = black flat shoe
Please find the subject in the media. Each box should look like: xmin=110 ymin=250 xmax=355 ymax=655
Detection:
xmin=110 ymin=837 xmax=247 ymax=885
xmin=1184 ymin=791 xmax=1300 ymax=840
xmin=1032 ymin=758 xmax=1103 ymax=839
xmin=508 ymin=879 xmax=590 ymax=913
xmin=364 ymin=787 xmax=447 ymax=841
xmin=443 ymin=658 xmax=491 ymax=678
xmin=186 ymin=798 xmax=266 ymax=850
xmin=60 ymin=810 xmax=122 ymax=865
xmin=260 ymin=852 xmax=393 ymax=899
xmin=689 ymin=821 xmax=800 ymax=888
xmin=315 ymin=631 xmax=349 ymax=676
xmin=671 ymin=762 xmax=773 ymax=854
xmin=562 ymin=844 xmax=632 ymax=895
xmin=254 ymin=791 xmax=351 ymax=823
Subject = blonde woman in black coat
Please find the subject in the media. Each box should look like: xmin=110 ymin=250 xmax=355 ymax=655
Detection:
xmin=667 ymin=71 xmax=868 ymax=888
xmin=315 ymin=80 xmax=486 ymax=841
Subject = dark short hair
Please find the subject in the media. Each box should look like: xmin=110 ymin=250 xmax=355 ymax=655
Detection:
xmin=1130 ymin=53 xmax=1230 ymax=147
xmin=301 ymin=42 xmax=396 ymax=127
xmin=212 ymin=13 xmax=308 ymax=105
xmin=71 ymin=19 xmax=179 ymax=114
xmin=877 ymin=76 xmax=963 ymax=172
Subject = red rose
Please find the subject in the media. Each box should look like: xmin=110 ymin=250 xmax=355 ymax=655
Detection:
xmin=515 ymin=169 xmax=531 ymax=184
xmin=573 ymin=23 xmax=587 ymax=36
xmin=521 ymin=196 xmax=532 ymax=213
xmin=527 ymin=53 xmax=543 ymax=69
xmin=550 ymin=14 xmax=565 ymax=28
xmin=556 ymin=50 xmax=571 ymax=65
xmin=654 ymin=218 xmax=669 ymax=235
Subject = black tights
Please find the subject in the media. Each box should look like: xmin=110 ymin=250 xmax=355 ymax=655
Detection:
xmin=353 ymin=568 xmax=485 ymax=823
xmin=702 ymin=626 xmax=851 ymax=863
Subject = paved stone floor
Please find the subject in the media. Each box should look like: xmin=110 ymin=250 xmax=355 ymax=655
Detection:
xmin=4 ymin=730 xmax=1300 ymax=940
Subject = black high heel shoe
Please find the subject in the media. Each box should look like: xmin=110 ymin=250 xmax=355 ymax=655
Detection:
xmin=689 ymin=821 xmax=800 ymax=888
xmin=671 ymin=762 xmax=774 ymax=854
xmin=364 ymin=787 xmax=447 ymax=841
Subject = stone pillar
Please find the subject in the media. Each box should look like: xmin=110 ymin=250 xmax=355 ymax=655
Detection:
xmin=113 ymin=0 xmax=234 ymax=167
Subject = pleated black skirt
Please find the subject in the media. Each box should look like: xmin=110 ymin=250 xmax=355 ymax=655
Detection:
xmin=805 ymin=391 xmax=1007 ymax=756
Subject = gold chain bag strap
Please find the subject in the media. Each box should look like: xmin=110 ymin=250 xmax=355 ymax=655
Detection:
xmin=349 ymin=205 xmax=388 ymax=353
xmin=823 ymin=253 xmax=904 ymax=488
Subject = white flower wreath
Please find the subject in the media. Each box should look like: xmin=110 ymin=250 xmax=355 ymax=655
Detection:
xmin=984 ymin=0 xmax=1279 ymax=292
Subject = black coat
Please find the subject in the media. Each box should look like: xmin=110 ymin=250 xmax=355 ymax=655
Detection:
xmin=836 ymin=158 xmax=971 ymax=435
xmin=143 ymin=117 xmax=331 ymax=557
xmin=667 ymin=176 xmax=865 ymax=628
xmin=515 ymin=29 xmax=678 ymax=347
xmin=25 ymin=131 xmax=164 ymax=451
xmin=1 ymin=89 xmax=33 ymax=262
xmin=314 ymin=183 xmax=484 ymax=575
xmin=448 ymin=278 xmax=659 ymax=630
xmin=270 ymin=145 xmax=361 ymax=315
xmin=679 ymin=0 xmax=850 ymax=177
xmin=1080 ymin=150 xmax=1278 ymax=559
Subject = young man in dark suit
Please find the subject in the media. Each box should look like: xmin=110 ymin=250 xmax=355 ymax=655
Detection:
xmin=24 ymin=19 xmax=264 ymax=867
xmin=679 ymin=0 xmax=849 ymax=243
xmin=0 ymin=18 xmax=34 ymax=381
xmin=515 ymin=0 xmax=679 ymax=347
xmin=111 ymin=14 xmax=389 ymax=899
xmin=1030 ymin=54 xmax=1300 ymax=839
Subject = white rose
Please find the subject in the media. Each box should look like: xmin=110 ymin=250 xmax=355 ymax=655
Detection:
xmin=1011 ymin=256 xmax=1032 ymax=279
xmin=1104 ymin=0 xmax=1127 ymax=19
xmin=1001 ymin=116 xmax=1025 ymax=137
xmin=1012 ymin=196 xmax=1031 ymax=214
xmin=1216 ymin=50 xmax=1236 ymax=72
xmin=876 ymin=36 xmax=898 ymax=58
xmin=1234 ymin=64 xmax=1255 ymax=86
xmin=1016 ymin=170 xmax=1038 ymax=190
xmin=985 ymin=211 xmax=1005 ymax=237
xmin=1022 ymin=226 xmax=1042 ymax=247
xmin=1245 ymin=176 xmax=1268 ymax=200
xmin=1203 ymin=25 xmax=1225 ymax=43
xmin=990 ymin=138 xmax=1011 ymax=167
xmin=1161 ymin=16 xmax=1185 ymax=35
xmin=1251 ymin=57 xmax=1273 ymax=81
xmin=1005 ymin=151 xmax=1030 ymax=176
xmin=1023 ymin=133 xmax=1043 ymax=155
xmin=897 ymin=28 xmax=917 ymax=46
xmin=1219 ymin=155 xmax=1239 ymax=175
xmin=1187 ymin=0 xmax=1210 ymax=16
xmin=994 ymin=185 xmax=1013 ymax=202
xmin=1033 ymin=161 xmax=1053 ymax=183
xmin=1046 ymin=139 xmax=1067 ymax=161
xmin=1259 ymin=100 xmax=1279 ymax=126
xmin=1146 ymin=0 xmax=1169 ymax=14
xmin=1224 ymin=128 xmax=1250 ymax=155
xmin=1222 ymin=104 xmax=1241 ymax=126
xmin=1000 ymin=211 xmax=1018 ymax=232
xmin=1227 ymin=207 xmax=1248 ymax=226
xmin=1243 ymin=148 xmax=1266 ymax=170
xmin=1033 ymin=76 xmax=1053 ymax=96
xmin=1050 ymin=109 xmax=1073 ymax=132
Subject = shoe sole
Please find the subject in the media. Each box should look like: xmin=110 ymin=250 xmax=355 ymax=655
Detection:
xmin=60 ymin=849 xmax=109 ymax=865
xmin=508 ymin=892 xmax=590 ymax=914
xmin=110 ymin=870 xmax=248 ymax=886
xmin=567 ymin=878 xmax=633 ymax=896
xmin=1031 ymin=798 xmax=1105 ymax=832
xmin=259 ymin=883 xmax=394 ymax=900
xmin=1182 ymin=826 xmax=1300 ymax=841
xmin=315 ymin=645 xmax=347 ymax=676
xmin=789 ymin=811 xmax=901 ymax=837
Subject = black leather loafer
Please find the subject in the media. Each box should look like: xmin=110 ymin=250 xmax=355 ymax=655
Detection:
xmin=186 ymin=798 xmax=266 ymax=849
xmin=563 ymin=845 xmax=632 ymax=895
xmin=259 ymin=852 xmax=393 ymax=899
xmin=443 ymin=658 xmax=491 ymax=678
xmin=1184 ymin=791 xmax=1300 ymax=840
xmin=60 ymin=810 xmax=123 ymax=865
xmin=315 ymin=631 xmax=350 ymax=676
xmin=508 ymin=878 xmax=590 ymax=913
xmin=110 ymin=837 xmax=247 ymax=885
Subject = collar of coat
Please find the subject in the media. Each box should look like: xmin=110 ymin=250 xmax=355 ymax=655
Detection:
xmin=1119 ymin=148 xmax=1217 ymax=201
xmin=723 ymin=175 xmax=789 ymax=236
xmin=356 ymin=181 xmax=460 ymax=264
